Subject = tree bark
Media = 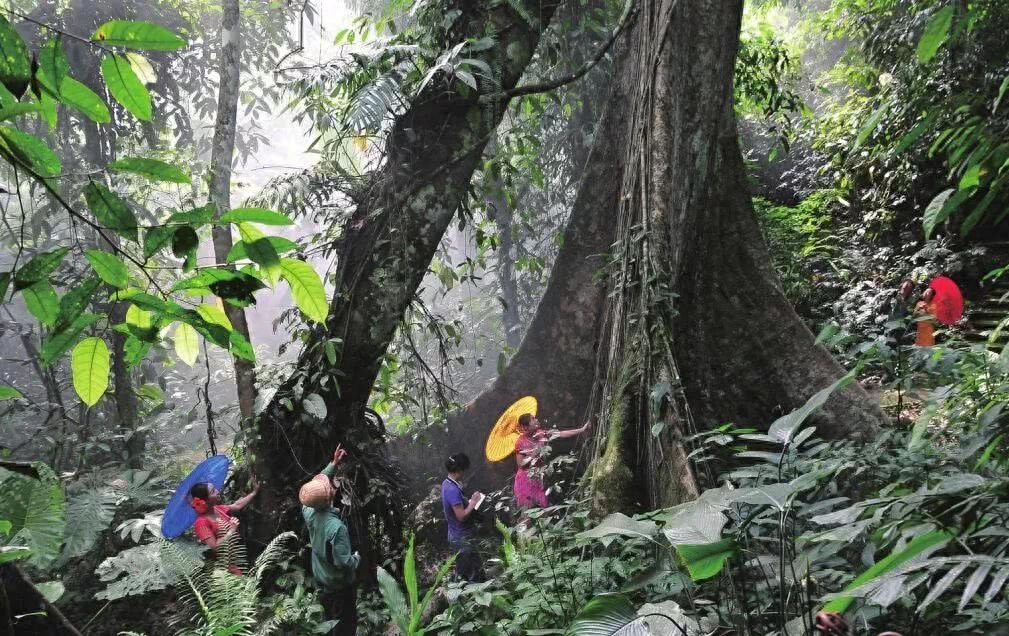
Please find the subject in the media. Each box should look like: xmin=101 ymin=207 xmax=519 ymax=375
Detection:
xmin=251 ymin=0 xmax=564 ymax=571
xmin=109 ymin=302 xmax=142 ymax=468
xmin=489 ymin=184 xmax=522 ymax=349
xmin=209 ymin=0 xmax=257 ymax=424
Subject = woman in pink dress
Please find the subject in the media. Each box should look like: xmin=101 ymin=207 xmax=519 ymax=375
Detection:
xmin=514 ymin=413 xmax=590 ymax=510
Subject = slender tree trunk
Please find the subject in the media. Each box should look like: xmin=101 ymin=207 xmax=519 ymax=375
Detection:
xmin=209 ymin=0 xmax=256 ymax=424
xmin=251 ymin=0 xmax=564 ymax=571
xmin=108 ymin=302 xmax=142 ymax=468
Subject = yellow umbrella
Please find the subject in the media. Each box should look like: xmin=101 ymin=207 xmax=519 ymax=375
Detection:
xmin=485 ymin=396 xmax=538 ymax=462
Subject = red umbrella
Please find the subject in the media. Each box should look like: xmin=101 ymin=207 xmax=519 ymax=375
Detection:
xmin=928 ymin=276 xmax=964 ymax=326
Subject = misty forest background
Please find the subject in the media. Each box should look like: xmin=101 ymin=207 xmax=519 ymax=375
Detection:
xmin=3 ymin=0 xmax=1009 ymax=634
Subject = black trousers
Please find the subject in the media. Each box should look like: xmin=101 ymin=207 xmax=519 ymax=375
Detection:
xmin=450 ymin=538 xmax=486 ymax=583
xmin=319 ymin=585 xmax=357 ymax=636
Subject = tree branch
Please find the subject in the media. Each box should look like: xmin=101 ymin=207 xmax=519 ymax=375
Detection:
xmin=479 ymin=1 xmax=637 ymax=103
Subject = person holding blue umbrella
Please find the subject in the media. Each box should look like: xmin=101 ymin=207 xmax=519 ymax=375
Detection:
xmin=160 ymin=454 xmax=260 ymax=574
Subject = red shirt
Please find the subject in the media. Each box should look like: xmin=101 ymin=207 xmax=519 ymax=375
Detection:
xmin=193 ymin=505 xmax=235 ymax=544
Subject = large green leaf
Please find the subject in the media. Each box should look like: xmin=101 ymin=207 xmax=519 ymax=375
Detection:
xmin=41 ymin=313 xmax=101 ymax=365
xmin=0 ymin=385 xmax=22 ymax=400
xmin=195 ymin=302 xmax=232 ymax=329
xmin=0 ymin=546 xmax=31 ymax=564
xmin=227 ymin=236 xmax=298 ymax=262
xmin=84 ymin=183 xmax=139 ymax=242
xmin=22 ymin=281 xmax=59 ymax=326
xmin=108 ymin=157 xmax=189 ymax=183
xmin=767 ymin=372 xmax=854 ymax=445
xmin=0 ymin=462 xmax=65 ymax=568
xmin=922 ymin=188 xmax=957 ymax=239
xmin=0 ymin=126 xmax=61 ymax=177
xmin=279 ymin=258 xmax=328 ymax=322
xmin=376 ymin=566 xmax=410 ymax=635
xmin=167 ymin=205 xmax=215 ymax=226
xmin=917 ymin=6 xmax=955 ymax=64
xmin=220 ymin=208 xmax=294 ymax=225
xmin=821 ymin=530 xmax=952 ymax=613
xmin=174 ymin=322 xmax=198 ymax=366
xmin=92 ymin=20 xmax=186 ymax=51
xmin=72 ymin=337 xmax=110 ymax=406
xmin=676 ymin=538 xmax=737 ymax=582
xmin=13 ymin=247 xmax=68 ymax=290
xmin=0 ymin=15 xmax=31 ymax=97
xmin=101 ymin=54 xmax=151 ymax=121
xmin=57 ymin=77 xmax=111 ymax=123
xmin=85 ymin=250 xmax=129 ymax=288
xmin=143 ymin=225 xmax=174 ymax=260
xmin=567 ymin=594 xmax=642 ymax=636
xmin=37 ymin=37 xmax=69 ymax=98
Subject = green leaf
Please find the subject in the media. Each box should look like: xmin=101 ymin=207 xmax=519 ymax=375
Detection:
xmin=0 ymin=546 xmax=31 ymax=564
xmin=13 ymin=247 xmax=68 ymax=291
xmin=143 ymin=225 xmax=173 ymax=260
xmin=303 ymin=393 xmax=327 ymax=420
xmin=279 ymin=258 xmax=328 ymax=323
xmin=895 ymin=113 xmax=936 ymax=154
xmin=0 ymin=102 xmax=41 ymax=122
xmin=167 ymin=205 xmax=215 ymax=226
xmin=174 ymin=322 xmax=198 ymax=366
xmin=961 ymin=187 xmax=999 ymax=235
xmin=0 ymin=126 xmax=61 ymax=177
xmin=228 ymin=330 xmax=255 ymax=362
xmin=995 ymin=75 xmax=1009 ymax=113
xmin=917 ymin=6 xmax=955 ymax=64
xmin=0 ymin=385 xmax=22 ymax=400
xmin=108 ymin=157 xmax=190 ymax=184
xmin=55 ymin=278 xmax=100 ymax=331
xmin=71 ymin=337 xmax=110 ymax=407
xmin=854 ymin=103 xmax=887 ymax=150
xmin=0 ymin=15 xmax=31 ymax=97
xmin=101 ymin=54 xmax=152 ymax=121
xmin=92 ymin=20 xmax=187 ymax=51
xmin=238 ymin=224 xmax=280 ymax=283
xmin=84 ymin=183 xmax=139 ymax=242
xmin=123 ymin=336 xmax=150 ymax=367
xmin=923 ymin=188 xmax=956 ymax=239
xmin=85 ymin=250 xmax=129 ymax=288
xmin=676 ymin=539 xmax=737 ymax=581
xmin=220 ymin=207 xmax=294 ymax=225
xmin=172 ymin=269 xmax=266 ymax=307
xmin=171 ymin=225 xmax=199 ymax=260
xmin=227 ymin=236 xmax=298 ymax=262
xmin=37 ymin=37 xmax=68 ymax=98
xmin=124 ymin=52 xmax=156 ymax=84
xmin=195 ymin=303 xmax=232 ymax=329
xmin=567 ymin=594 xmax=638 ymax=636
xmin=57 ymin=77 xmax=111 ymax=123
xmin=959 ymin=164 xmax=982 ymax=190
xmin=22 ymin=281 xmax=58 ymax=327
xmin=376 ymin=567 xmax=410 ymax=635
xmin=0 ymin=463 xmax=64 ymax=568
xmin=41 ymin=313 xmax=100 ymax=365
xmin=822 ymin=530 xmax=952 ymax=613
xmin=767 ymin=372 xmax=854 ymax=444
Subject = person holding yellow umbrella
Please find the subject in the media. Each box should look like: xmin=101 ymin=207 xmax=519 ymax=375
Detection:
xmin=485 ymin=396 xmax=590 ymax=512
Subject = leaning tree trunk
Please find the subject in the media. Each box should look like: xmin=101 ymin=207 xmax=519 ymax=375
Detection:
xmin=209 ymin=0 xmax=257 ymax=424
xmin=250 ymin=0 xmax=564 ymax=573
xmin=391 ymin=37 xmax=633 ymax=501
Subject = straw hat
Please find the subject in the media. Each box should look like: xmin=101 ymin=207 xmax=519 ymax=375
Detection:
xmin=299 ymin=474 xmax=334 ymax=509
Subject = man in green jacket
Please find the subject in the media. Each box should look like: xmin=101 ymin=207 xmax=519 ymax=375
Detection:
xmin=300 ymin=445 xmax=360 ymax=636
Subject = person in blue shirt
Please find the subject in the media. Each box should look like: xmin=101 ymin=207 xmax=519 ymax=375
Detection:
xmin=441 ymin=453 xmax=485 ymax=582
xmin=300 ymin=445 xmax=360 ymax=635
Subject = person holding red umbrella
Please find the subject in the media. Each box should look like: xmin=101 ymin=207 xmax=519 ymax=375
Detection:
xmin=914 ymin=276 xmax=964 ymax=346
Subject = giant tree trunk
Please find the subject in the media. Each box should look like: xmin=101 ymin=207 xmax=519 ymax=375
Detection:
xmin=395 ymin=0 xmax=885 ymax=513
xmin=250 ymin=0 xmax=564 ymax=572
xmin=209 ymin=0 xmax=257 ymax=423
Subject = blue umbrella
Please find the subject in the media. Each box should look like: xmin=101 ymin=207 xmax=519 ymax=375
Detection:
xmin=161 ymin=455 xmax=232 ymax=539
